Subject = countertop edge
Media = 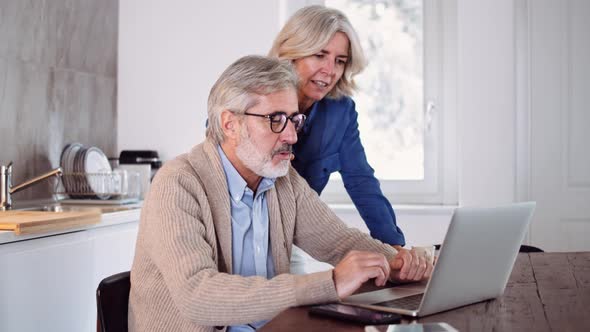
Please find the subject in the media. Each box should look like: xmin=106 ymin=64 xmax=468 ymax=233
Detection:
xmin=0 ymin=208 xmax=141 ymax=245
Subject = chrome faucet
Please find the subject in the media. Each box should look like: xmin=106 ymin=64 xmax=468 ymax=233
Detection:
xmin=0 ymin=162 xmax=63 ymax=211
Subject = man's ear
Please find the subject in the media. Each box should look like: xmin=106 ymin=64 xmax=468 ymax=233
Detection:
xmin=221 ymin=110 xmax=239 ymax=141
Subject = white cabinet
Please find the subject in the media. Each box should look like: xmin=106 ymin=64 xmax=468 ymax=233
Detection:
xmin=91 ymin=222 xmax=139 ymax=290
xmin=0 ymin=220 xmax=138 ymax=332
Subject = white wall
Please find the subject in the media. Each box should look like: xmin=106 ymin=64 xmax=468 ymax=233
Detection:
xmin=118 ymin=0 xmax=590 ymax=250
xmin=118 ymin=0 xmax=281 ymax=161
xmin=119 ymin=0 xmax=520 ymax=205
xmin=116 ymin=1 xmax=518 ymax=244
xmin=334 ymin=205 xmax=455 ymax=247
xmin=456 ymin=0 xmax=516 ymax=206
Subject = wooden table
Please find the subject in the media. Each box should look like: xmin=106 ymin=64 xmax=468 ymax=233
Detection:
xmin=260 ymin=252 xmax=590 ymax=332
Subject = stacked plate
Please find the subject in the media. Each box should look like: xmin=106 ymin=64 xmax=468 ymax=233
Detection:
xmin=60 ymin=143 xmax=112 ymax=199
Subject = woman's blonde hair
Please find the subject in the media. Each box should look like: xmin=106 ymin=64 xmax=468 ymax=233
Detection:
xmin=269 ymin=5 xmax=367 ymax=99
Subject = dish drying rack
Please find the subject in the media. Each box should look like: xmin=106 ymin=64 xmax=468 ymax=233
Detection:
xmin=53 ymin=171 xmax=141 ymax=201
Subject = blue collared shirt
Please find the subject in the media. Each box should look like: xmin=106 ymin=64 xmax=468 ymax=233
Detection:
xmin=218 ymin=146 xmax=275 ymax=332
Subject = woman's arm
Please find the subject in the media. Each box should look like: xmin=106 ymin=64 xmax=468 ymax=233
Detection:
xmin=338 ymin=101 xmax=406 ymax=246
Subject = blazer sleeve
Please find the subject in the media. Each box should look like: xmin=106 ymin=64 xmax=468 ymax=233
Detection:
xmin=338 ymin=101 xmax=406 ymax=246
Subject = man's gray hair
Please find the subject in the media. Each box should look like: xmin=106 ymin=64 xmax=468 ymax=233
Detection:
xmin=206 ymin=55 xmax=299 ymax=144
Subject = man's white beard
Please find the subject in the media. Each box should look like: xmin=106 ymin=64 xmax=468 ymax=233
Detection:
xmin=235 ymin=125 xmax=290 ymax=179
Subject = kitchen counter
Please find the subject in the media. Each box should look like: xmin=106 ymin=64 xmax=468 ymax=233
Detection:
xmin=0 ymin=203 xmax=142 ymax=244
xmin=0 ymin=202 xmax=143 ymax=332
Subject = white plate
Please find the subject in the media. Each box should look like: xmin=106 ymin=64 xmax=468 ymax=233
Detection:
xmin=84 ymin=147 xmax=112 ymax=199
xmin=60 ymin=144 xmax=74 ymax=193
xmin=64 ymin=143 xmax=84 ymax=195
xmin=67 ymin=144 xmax=83 ymax=174
xmin=60 ymin=144 xmax=73 ymax=169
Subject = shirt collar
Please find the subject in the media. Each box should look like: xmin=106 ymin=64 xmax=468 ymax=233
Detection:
xmin=217 ymin=145 xmax=275 ymax=202
xmin=301 ymin=101 xmax=320 ymax=135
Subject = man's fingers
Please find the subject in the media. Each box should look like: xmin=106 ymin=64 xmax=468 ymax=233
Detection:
xmin=368 ymin=266 xmax=387 ymax=287
xmin=390 ymin=257 xmax=403 ymax=270
xmin=412 ymin=257 xmax=428 ymax=281
xmin=405 ymin=250 xmax=421 ymax=280
xmin=347 ymin=251 xmax=391 ymax=278
xmin=333 ymin=250 xmax=392 ymax=298
xmin=364 ymin=255 xmax=390 ymax=286
xmin=424 ymin=260 xmax=434 ymax=279
xmin=392 ymin=247 xmax=436 ymax=281
xmin=399 ymin=251 xmax=415 ymax=279
xmin=390 ymin=248 xmax=410 ymax=270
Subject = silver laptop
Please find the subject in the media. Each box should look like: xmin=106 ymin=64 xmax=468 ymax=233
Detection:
xmin=343 ymin=202 xmax=536 ymax=317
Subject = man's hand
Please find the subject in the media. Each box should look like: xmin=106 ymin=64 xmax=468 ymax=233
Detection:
xmin=389 ymin=246 xmax=434 ymax=282
xmin=332 ymin=250 xmax=391 ymax=299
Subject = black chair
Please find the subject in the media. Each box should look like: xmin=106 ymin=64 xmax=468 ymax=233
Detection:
xmin=518 ymin=244 xmax=544 ymax=253
xmin=96 ymin=271 xmax=131 ymax=332
xmin=433 ymin=244 xmax=543 ymax=252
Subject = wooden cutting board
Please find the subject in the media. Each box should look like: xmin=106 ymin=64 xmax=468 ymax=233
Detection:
xmin=0 ymin=209 xmax=101 ymax=235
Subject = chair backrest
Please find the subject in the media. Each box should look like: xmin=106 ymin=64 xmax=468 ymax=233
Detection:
xmin=518 ymin=244 xmax=544 ymax=253
xmin=96 ymin=271 xmax=131 ymax=332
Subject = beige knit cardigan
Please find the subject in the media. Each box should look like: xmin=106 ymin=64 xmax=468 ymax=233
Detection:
xmin=128 ymin=138 xmax=397 ymax=331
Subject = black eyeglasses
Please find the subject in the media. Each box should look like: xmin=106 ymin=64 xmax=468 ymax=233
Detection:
xmin=243 ymin=111 xmax=307 ymax=133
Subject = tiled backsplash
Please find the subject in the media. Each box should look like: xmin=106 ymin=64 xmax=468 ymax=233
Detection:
xmin=0 ymin=0 xmax=118 ymax=200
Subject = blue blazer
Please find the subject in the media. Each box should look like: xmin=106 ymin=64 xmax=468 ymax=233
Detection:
xmin=292 ymin=96 xmax=405 ymax=246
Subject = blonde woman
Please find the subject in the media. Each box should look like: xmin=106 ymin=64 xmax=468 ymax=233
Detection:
xmin=270 ymin=6 xmax=407 ymax=252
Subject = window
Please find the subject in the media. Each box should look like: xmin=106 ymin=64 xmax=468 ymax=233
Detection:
xmin=327 ymin=0 xmax=426 ymax=181
xmin=281 ymin=0 xmax=455 ymax=204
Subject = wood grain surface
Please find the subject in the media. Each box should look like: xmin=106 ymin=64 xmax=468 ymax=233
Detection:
xmin=0 ymin=209 xmax=101 ymax=234
xmin=260 ymin=253 xmax=590 ymax=332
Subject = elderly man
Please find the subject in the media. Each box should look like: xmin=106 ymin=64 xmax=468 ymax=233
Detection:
xmin=128 ymin=55 xmax=433 ymax=332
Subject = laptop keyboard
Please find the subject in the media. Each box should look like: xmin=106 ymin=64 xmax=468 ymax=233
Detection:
xmin=375 ymin=294 xmax=424 ymax=310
